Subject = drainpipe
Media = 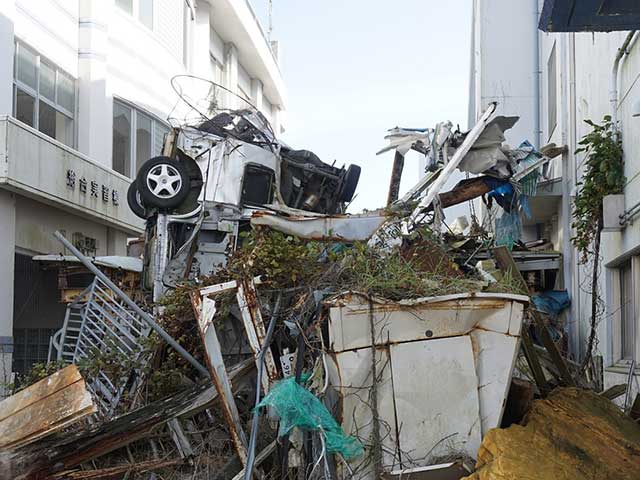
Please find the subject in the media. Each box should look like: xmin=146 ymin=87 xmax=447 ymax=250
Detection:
xmin=533 ymin=0 xmax=541 ymax=148
xmin=611 ymin=31 xmax=638 ymax=136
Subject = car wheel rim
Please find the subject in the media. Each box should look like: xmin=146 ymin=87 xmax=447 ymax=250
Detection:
xmin=146 ymin=164 xmax=182 ymax=199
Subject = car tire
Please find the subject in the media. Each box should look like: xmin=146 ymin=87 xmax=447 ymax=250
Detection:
xmin=136 ymin=156 xmax=190 ymax=210
xmin=338 ymin=164 xmax=361 ymax=202
xmin=127 ymin=182 xmax=147 ymax=219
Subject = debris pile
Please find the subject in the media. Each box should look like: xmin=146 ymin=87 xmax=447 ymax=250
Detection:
xmin=2 ymin=81 xmax=639 ymax=479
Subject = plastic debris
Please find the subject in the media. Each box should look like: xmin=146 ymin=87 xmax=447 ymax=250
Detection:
xmin=256 ymin=376 xmax=364 ymax=459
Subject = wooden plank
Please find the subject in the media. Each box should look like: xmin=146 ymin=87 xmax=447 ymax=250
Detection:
xmin=520 ymin=328 xmax=550 ymax=395
xmin=386 ymin=151 xmax=405 ymax=205
xmin=630 ymin=394 xmax=640 ymax=420
xmin=6 ymin=380 xmax=230 ymax=478
xmin=0 ymin=365 xmax=96 ymax=450
xmin=53 ymin=458 xmax=184 ymax=479
xmin=533 ymin=314 xmax=576 ymax=386
xmin=191 ymin=292 xmax=249 ymax=465
xmin=0 ymin=364 xmax=83 ymax=423
xmin=492 ymin=246 xmax=529 ymax=294
xmin=601 ymin=384 xmax=627 ymax=400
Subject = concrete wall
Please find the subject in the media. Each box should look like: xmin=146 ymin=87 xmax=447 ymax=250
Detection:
xmin=470 ymin=0 xmax=540 ymax=148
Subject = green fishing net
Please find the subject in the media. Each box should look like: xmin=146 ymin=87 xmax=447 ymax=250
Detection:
xmin=256 ymin=376 xmax=363 ymax=459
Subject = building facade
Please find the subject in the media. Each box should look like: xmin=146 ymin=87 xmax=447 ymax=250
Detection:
xmin=470 ymin=0 xmax=640 ymax=398
xmin=0 ymin=0 xmax=286 ymax=384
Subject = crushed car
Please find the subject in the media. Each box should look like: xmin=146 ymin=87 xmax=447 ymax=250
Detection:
xmin=126 ymin=78 xmax=361 ymax=289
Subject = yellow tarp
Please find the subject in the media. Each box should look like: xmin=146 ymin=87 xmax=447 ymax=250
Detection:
xmin=464 ymin=387 xmax=640 ymax=480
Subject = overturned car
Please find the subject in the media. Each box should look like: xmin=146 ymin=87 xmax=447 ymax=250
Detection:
xmin=127 ymin=89 xmax=361 ymax=290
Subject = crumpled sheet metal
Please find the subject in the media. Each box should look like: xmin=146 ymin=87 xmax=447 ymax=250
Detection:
xmin=250 ymin=211 xmax=389 ymax=241
xmin=457 ymin=116 xmax=519 ymax=176
xmin=325 ymin=292 xmax=529 ymax=478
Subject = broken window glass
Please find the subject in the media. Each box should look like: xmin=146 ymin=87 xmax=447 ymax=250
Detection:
xmin=242 ymin=165 xmax=275 ymax=205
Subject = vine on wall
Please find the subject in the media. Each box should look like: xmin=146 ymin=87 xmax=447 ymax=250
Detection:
xmin=571 ymin=116 xmax=625 ymax=370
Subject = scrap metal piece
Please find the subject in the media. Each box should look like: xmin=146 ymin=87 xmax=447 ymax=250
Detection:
xmin=409 ymin=103 xmax=497 ymax=224
xmin=0 ymin=365 xmax=96 ymax=450
xmin=237 ymin=279 xmax=279 ymax=391
xmin=250 ymin=211 xmax=389 ymax=242
xmin=191 ymin=293 xmax=249 ymax=464
xmin=53 ymin=230 xmax=209 ymax=377
xmin=54 ymin=276 xmax=152 ymax=416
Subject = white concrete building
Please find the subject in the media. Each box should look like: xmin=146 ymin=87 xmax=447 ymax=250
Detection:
xmin=470 ymin=1 xmax=640 ymax=397
xmin=0 ymin=0 xmax=286 ymax=382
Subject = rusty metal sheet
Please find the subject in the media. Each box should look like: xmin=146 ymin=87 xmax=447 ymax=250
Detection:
xmin=236 ymin=279 xmax=279 ymax=391
xmin=250 ymin=211 xmax=389 ymax=241
xmin=0 ymin=364 xmax=96 ymax=450
xmin=325 ymin=292 xmax=527 ymax=353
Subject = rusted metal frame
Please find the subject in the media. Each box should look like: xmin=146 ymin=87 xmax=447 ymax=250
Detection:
xmin=236 ymin=279 xmax=279 ymax=391
xmin=199 ymin=276 xmax=263 ymax=297
xmin=190 ymin=293 xmax=249 ymax=465
xmin=409 ymin=102 xmax=497 ymax=223
xmin=386 ymin=151 xmax=405 ymax=206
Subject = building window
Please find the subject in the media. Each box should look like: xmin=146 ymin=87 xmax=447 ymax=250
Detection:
xmin=547 ymin=43 xmax=557 ymax=137
xmin=619 ymin=261 xmax=636 ymax=362
xmin=112 ymin=99 xmax=170 ymax=178
xmin=116 ymin=0 xmax=154 ymax=30
xmin=13 ymin=41 xmax=75 ymax=147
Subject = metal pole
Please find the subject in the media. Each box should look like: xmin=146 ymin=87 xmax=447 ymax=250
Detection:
xmin=244 ymin=293 xmax=282 ymax=480
xmin=153 ymin=213 xmax=170 ymax=304
xmin=53 ymin=230 xmax=209 ymax=377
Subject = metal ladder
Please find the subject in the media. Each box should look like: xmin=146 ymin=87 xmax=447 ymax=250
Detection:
xmin=50 ymin=276 xmax=152 ymax=417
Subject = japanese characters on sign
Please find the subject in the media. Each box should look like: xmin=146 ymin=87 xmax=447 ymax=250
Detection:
xmin=66 ymin=169 xmax=119 ymax=207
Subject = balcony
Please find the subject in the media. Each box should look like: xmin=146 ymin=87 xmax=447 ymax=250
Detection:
xmin=0 ymin=116 xmax=143 ymax=234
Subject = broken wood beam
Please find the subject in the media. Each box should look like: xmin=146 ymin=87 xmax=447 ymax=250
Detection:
xmin=386 ymin=151 xmax=405 ymax=206
xmin=520 ymin=329 xmax=550 ymax=395
xmin=52 ymin=458 xmax=183 ymax=479
xmin=601 ymin=384 xmax=627 ymax=401
xmin=4 ymin=361 xmax=255 ymax=479
xmin=425 ymin=176 xmax=505 ymax=212
xmin=0 ymin=364 xmax=96 ymax=450
xmin=533 ymin=314 xmax=576 ymax=387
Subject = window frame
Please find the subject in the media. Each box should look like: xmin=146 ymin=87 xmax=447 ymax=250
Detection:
xmin=612 ymin=257 xmax=640 ymax=366
xmin=112 ymin=98 xmax=171 ymax=179
xmin=115 ymin=0 xmax=155 ymax=31
xmin=12 ymin=41 xmax=76 ymax=147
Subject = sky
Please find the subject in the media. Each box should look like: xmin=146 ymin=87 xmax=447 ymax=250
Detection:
xmin=252 ymin=0 xmax=472 ymax=212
